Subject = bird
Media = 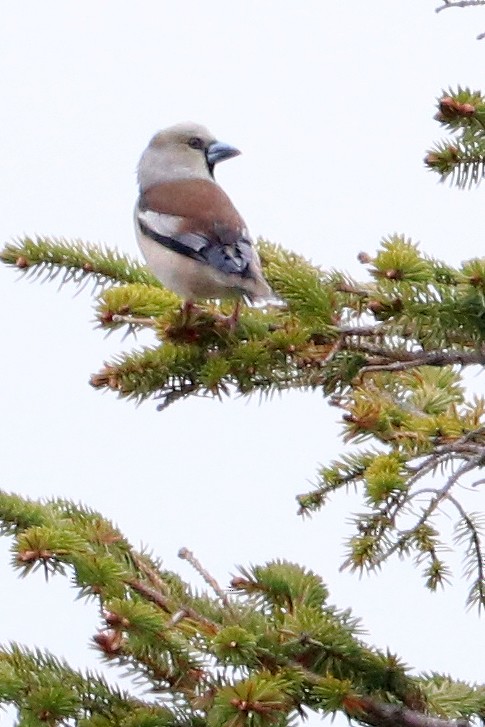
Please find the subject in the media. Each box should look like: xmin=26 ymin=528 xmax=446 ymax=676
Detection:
xmin=134 ymin=122 xmax=276 ymax=325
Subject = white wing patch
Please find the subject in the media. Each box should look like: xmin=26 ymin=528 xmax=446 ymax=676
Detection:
xmin=136 ymin=208 xmax=184 ymax=238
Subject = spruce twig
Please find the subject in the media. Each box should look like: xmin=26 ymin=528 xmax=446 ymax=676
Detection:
xmin=179 ymin=547 xmax=234 ymax=611
xmin=1 ymin=236 xmax=160 ymax=289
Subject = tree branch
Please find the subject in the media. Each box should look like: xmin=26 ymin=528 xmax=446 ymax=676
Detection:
xmin=447 ymin=494 xmax=485 ymax=608
xmin=435 ymin=0 xmax=485 ymax=13
xmin=127 ymin=577 xmax=219 ymax=634
xmin=373 ymin=453 xmax=485 ymax=568
xmin=178 ymin=547 xmax=233 ymax=610
xmin=355 ymin=347 xmax=485 ymax=379
xmin=111 ymin=314 xmax=155 ymax=327
xmin=356 ymin=695 xmax=470 ymax=727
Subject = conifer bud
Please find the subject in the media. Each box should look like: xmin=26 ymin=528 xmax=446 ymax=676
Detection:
xmin=439 ymin=96 xmax=476 ymax=118
xmin=230 ymin=576 xmax=249 ymax=589
xmin=93 ymin=630 xmax=122 ymax=654
xmin=384 ymin=269 xmax=402 ymax=280
xmin=368 ymin=300 xmax=385 ymax=314
xmin=424 ymin=152 xmax=440 ymax=166
xmin=104 ymin=611 xmax=129 ymax=628
xmin=469 ymin=274 xmax=483 ymax=286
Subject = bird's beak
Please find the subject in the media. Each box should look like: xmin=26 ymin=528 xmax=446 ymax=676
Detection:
xmin=206 ymin=140 xmax=241 ymax=166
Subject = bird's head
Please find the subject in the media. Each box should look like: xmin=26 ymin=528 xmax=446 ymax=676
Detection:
xmin=137 ymin=122 xmax=241 ymax=190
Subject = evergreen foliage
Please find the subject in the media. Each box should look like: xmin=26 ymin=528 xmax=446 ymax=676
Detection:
xmin=4 ymin=231 xmax=485 ymax=608
xmin=1 ymin=492 xmax=483 ymax=727
xmin=425 ymin=88 xmax=485 ymax=187
xmin=2 ymin=87 xmax=485 ymax=727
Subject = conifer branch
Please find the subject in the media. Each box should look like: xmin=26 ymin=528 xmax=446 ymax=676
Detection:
xmin=426 ymin=89 xmax=485 ymax=182
xmin=0 ymin=644 xmax=155 ymax=724
xmin=178 ymin=547 xmax=233 ymax=609
xmin=3 ymin=491 xmax=485 ymax=725
xmin=356 ymin=347 xmax=485 ymax=378
xmin=111 ymin=313 xmax=155 ymax=327
xmin=302 ymin=413 xmax=485 ymax=607
xmin=126 ymin=577 xmax=220 ymax=635
xmin=129 ymin=550 xmax=173 ymax=595
xmin=5 ymin=231 xmax=485 ymax=606
xmin=450 ymin=500 xmax=485 ymax=609
xmin=350 ymin=696 xmax=470 ymax=727
xmin=1 ymin=236 xmax=160 ymax=290
xmin=370 ymin=453 xmax=485 ymax=568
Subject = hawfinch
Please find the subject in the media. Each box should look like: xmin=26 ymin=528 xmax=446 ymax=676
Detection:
xmin=134 ymin=122 xmax=275 ymax=322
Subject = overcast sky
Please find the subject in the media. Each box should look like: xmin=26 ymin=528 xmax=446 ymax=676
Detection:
xmin=2 ymin=2 xmax=485 ymax=725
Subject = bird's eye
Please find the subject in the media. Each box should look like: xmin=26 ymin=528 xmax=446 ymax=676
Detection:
xmin=188 ymin=136 xmax=204 ymax=150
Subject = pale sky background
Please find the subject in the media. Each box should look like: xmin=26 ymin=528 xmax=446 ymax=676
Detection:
xmin=2 ymin=2 xmax=485 ymax=725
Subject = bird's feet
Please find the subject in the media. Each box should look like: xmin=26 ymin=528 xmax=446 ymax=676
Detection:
xmin=180 ymin=301 xmax=203 ymax=326
xmin=213 ymin=300 xmax=241 ymax=332
xmin=167 ymin=300 xmax=241 ymax=343
xmin=180 ymin=300 xmax=240 ymax=332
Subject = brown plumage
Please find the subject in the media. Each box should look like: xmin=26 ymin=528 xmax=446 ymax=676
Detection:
xmin=141 ymin=179 xmax=242 ymax=231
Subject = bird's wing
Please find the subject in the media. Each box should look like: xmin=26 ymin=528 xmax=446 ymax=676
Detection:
xmin=137 ymin=179 xmax=255 ymax=278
